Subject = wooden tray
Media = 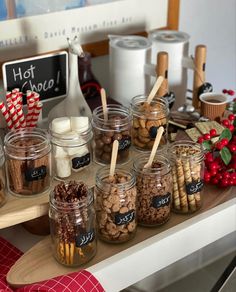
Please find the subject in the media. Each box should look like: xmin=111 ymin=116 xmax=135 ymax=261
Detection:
xmin=7 ymin=185 xmax=235 ymax=287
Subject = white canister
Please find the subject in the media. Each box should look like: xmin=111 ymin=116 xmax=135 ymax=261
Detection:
xmin=149 ymin=30 xmax=190 ymax=110
xmin=109 ymin=35 xmax=152 ymax=107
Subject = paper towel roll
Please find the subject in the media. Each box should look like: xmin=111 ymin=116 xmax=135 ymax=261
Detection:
xmin=109 ymin=35 xmax=152 ymax=107
xmin=149 ymin=30 xmax=190 ymax=110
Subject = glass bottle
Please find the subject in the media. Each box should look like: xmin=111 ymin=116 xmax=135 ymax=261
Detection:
xmin=78 ymin=52 xmax=101 ymax=100
xmin=0 ymin=145 xmax=6 ymax=207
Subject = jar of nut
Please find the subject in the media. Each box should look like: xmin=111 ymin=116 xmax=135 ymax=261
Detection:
xmin=4 ymin=128 xmax=51 ymax=197
xmin=95 ymin=167 xmax=137 ymax=243
xmin=92 ymin=105 xmax=132 ymax=165
xmin=0 ymin=145 xmax=6 ymax=207
xmin=170 ymin=140 xmax=204 ymax=214
xmin=49 ymin=181 xmax=97 ymax=267
xmin=133 ymin=154 xmax=172 ymax=226
xmin=49 ymin=117 xmax=93 ymax=180
xmin=131 ymin=95 xmax=169 ymax=151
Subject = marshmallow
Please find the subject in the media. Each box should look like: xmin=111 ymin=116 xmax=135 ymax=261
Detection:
xmin=51 ymin=117 xmax=71 ymax=134
xmin=55 ymin=158 xmax=71 ymax=178
xmin=70 ymin=117 xmax=89 ymax=132
xmin=53 ymin=145 xmax=68 ymax=158
xmin=67 ymin=144 xmax=89 ymax=156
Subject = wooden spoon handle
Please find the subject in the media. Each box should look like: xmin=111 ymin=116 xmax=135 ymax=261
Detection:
xmin=156 ymin=51 xmax=169 ymax=98
xmin=109 ymin=140 xmax=119 ymax=178
xmin=100 ymin=88 xmax=108 ymax=121
xmin=147 ymin=76 xmax=164 ymax=104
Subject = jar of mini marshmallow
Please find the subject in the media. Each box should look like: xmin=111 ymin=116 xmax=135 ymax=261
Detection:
xmin=49 ymin=117 xmax=93 ymax=180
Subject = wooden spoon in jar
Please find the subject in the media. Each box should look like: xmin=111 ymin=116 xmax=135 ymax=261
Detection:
xmin=143 ymin=126 xmax=164 ymax=169
xmin=100 ymin=88 xmax=108 ymax=121
xmin=146 ymin=76 xmax=164 ymax=104
xmin=109 ymin=140 xmax=119 ymax=179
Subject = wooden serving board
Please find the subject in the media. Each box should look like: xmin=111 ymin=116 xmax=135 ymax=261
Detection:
xmin=7 ymin=185 xmax=235 ymax=287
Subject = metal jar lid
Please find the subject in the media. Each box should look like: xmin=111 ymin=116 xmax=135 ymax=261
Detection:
xmin=109 ymin=35 xmax=152 ymax=51
xmin=149 ymin=30 xmax=190 ymax=44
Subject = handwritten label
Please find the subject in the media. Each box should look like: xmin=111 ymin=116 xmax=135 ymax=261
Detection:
xmin=25 ymin=165 xmax=47 ymax=181
xmin=114 ymin=209 xmax=135 ymax=225
xmin=186 ymin=180 xmax=204 ymax=195
xmin=151 ymin=193 xmax=171 ymax=209
xmin=2 ymin=52 xmax=67 ymax=104
xmin=72 ymin=153 xmax=90 ymax=169
xmin=76 ymin=229 xmax=95 ymax=247
xmin=118 ymin=137 xmax=131 ymax=151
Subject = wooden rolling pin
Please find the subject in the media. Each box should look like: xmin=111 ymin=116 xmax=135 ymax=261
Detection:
xmin=192 ymin=45 xmax=207 ymax=109
xmin=156 ymin=51 xmax=169 ymax=98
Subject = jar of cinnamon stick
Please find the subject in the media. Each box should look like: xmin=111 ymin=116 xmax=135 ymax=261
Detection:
xmin=4 ymin=128 xmax=51 ymax=197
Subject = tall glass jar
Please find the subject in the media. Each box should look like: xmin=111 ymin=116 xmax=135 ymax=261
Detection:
xmin=92 ymin=104 xmax=132 ymax=165
xmin=0 ymin=145 xmax=6 ymax=207
xmin=4 ymin=128 xmax=51 ymax=197
xmin=131 ymin=95 xmax=169 ymax=151
xmin=49 ymin=117 xmax=93 ymax=180
xmin=49 ymin=181 xmax=96 ymax=267
xmin=170 ymin=140 xmax=204 ymax=214
xmin=95 ymin=167 xmax=137 ymax=243
xmin=133 ymin=153 xmax=172 ymax=226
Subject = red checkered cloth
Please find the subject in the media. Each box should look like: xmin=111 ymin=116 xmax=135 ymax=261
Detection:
xmin=0 ymin=237 xmax=105 ymax=292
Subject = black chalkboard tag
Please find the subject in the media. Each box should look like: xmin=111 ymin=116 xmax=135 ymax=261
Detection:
xmin=118 ymin=137 xmax=131 ymax=151
xmin=186 ymin=180 xmax=204 ymax=195
xmin=114 ymin=209 xmax=135 ymax=225
xmin=75 ymin=229 xmax=95 ymax=247
xmin=2 ymin=51 xmax=68 ymax=104
xmin=151 ymin=192 xmax=171 ymax=209
xmin=72 ymin=153 xmax=90 ymax=170
xmin=25 ymin=165 xmax=47 ymax=182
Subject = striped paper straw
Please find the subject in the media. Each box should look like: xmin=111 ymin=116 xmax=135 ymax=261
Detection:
xmin=8 ymin=103 xmax=20 ymax=129
xmin=0 ymin=101 xmax=13 ymax=129
xmin=5 ymin=91 xmax=12 ymax=104
xmin=26 ymin=90 xmax=33 ymax=104
xmin=16 ymin=104 xmax=26 ymax=128
xmin=30 ymin=101 xmax=43 ymax=127
xmin=11 ymin=93 xmax=18 ymax=106
xmin=16 ymin=92 xmax=23 ymax=108
xmin=26 ymin=98 xmax=35 ymax=126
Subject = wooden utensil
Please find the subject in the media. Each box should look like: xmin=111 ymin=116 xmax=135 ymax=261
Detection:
xmin=143 ymin=126 xmax=164 ymax=169
xmin=146 ymin=76 xmax=164 ymax=104
xmin=109 ymin=140 xmax=119 ymax=178
xmin=156 ymin=52 xmax=169 ymax=98
xmin=100 ymin=88 xmax=108 ymax=121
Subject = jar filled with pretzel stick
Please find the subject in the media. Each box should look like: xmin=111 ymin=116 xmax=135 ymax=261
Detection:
xmin=170 ymin=140 xmax=204 ymax=214
xmin=0 ymin=145 xmax=6 ymax=207
xmin=49 ymin=181 xmax=97 ymax=267
xmin=131 ymin=95 xmax=169 ymax=151
xmin=133 ymin=153 xmax=172 ymax=226
xmin=95 ymin=167 xmax=137 ymax=243
xmin=4 ymin=128 xmax=51 ymax=197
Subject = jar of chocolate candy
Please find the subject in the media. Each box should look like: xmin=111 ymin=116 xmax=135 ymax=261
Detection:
xmin=92 ymin=105 xmax=131 ymax=165
xmin=170 ymin=140 xmax=204 ymax=214
xmin=131 ymin=96 xmax=169 ymax=151
xmin=4 ymin=128 xmax=51 ymax=197
xmin=49 ymin=117 xmax=93 ymax=180
xmin=95 ymin=167 xmax=137 ymax=243
xmin=49 ymin=181 xmax=97 ymax=267
xmin=133 ymin=153 xmax=172 ymax=226
xmin=0 ymin=145 xmax=6 ymax=207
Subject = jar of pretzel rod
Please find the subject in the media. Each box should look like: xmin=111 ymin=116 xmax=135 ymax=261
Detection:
xmin=4 ymin=128 xmax=51 ymax=197
xmin=131 ymin=95 xmax=169 ymax=151
xmin=170 ymin=140 xmax=204 ymax=214
xmin=95 ymin=167 xmax=137 ymax=243
xmin=0 ymin=145 xmax=6 ymax=207
xmin=49 ymin=181 xmax=97 ymax=267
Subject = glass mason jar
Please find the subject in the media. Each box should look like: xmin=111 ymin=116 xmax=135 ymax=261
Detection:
xmin=170 ymin=140 xmax=204 ymax=214
xmin=49 ymin=117 xmax=93 ymax=180
xmin=131 ymin=95 xmax=169 ymax=151
xmin=92 ymin=104 xmax=132 ymax=165
xmin=0 ymin=145 xmax=6 ymax=207
xmin=4 ymin=128 xmax=51 ymax=197
xmin=95 ymin=167 xmax=137 ymax=243
xmin=133 ymin=153 xmax=172 ymax=226
xmin=49 ymin=181 xmax=97 ymax=267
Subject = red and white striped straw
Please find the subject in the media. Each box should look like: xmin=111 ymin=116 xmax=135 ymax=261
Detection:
xmin=11 ymin=93 xmax=18 ymax=106
xmin=30 ymin=101 xmax=43 ymax=127
xmin=26 ymin=90 xmax=33 ymax=105
xmin=16 ymin=92 xmax=23 ymax=108
xmin=5 ymin=91 xmax=12 ymax=104
xmin=8 ymin=103 xmax=20 ymax=129
xmin=26 ymin=98 xmax=35 ymax=126
xmin=16 ymin=104 xmax=26 ymax=128
xmin=0 ymin=101 xmax=13 ymax=129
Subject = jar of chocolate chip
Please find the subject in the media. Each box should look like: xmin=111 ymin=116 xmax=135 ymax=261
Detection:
xmin=170 ymin=140 xmax=204 ymax=214
xmin=49 ymin=181 xmax=96 ymax=267
xmin=92 ymin=104 xmax=132 ymax=165
xmin=49 ymin=117 xmax=93 ymax=180
xmin=133 ymin=154 xmax=172 ymax=226
xmin=131 ymin=96 xmax=169 ymax=151
xmin=0 ymin=145 xmax=6 ymax=207
xmin=4 ymin=128 xmax=51 ymax=197
xmin=95 ymin=167 xmax=137 ymax=243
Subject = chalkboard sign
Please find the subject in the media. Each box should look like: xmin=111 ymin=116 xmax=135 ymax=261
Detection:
xmin=2 ymin=51 xmax=68 ymax=104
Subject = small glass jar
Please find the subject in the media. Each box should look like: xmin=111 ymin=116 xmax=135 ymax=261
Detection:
xmin=95 ymin=167 xmax=137 ymax=243
xmin=49 ymin=181 xmax=97 ymax=267
xmin=0 ymin=145 xmax=6 ymax=207
xmin=133 ymin=153 xmax=172 ymax=226
xmin=49 ymin=117 xmax=93 ymax=180
xmin=131 ymin=95 xmax=169 ymax=151
xmin=92 ymin=104 xmax=132 ymax=165
xmin=4 ymin=128 xmax=51 ymax=197
xmin=170 ymin=140 xmax=204 ymax=214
